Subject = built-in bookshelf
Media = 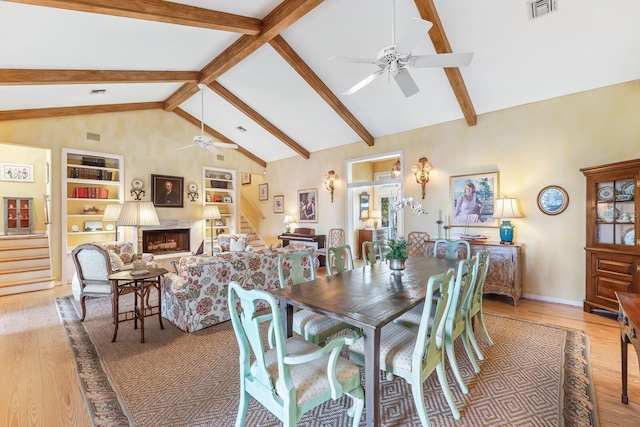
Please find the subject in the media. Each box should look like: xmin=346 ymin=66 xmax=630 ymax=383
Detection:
xmin=203 ymin=166 xmax=237 ymax=252
xmin=62 ymin=148 xmax=124 ymax=283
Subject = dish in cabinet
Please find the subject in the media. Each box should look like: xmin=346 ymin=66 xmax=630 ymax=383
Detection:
xmin=623 ymin=228 xmax=635 ymax=245
xmin=597 ymin=206 xmax=619 ymax=222
xmin=621 ymin=182 xmax=635 ymax=196
xmin=597 ymin=186 xmax=615 ymax=201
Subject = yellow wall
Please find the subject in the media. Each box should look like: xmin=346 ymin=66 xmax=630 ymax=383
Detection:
xmin=1 ymin=80 xmax=638 ymax=305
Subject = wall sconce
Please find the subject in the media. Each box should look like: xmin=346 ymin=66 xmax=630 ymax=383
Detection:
xmin=187 ymin=182 xmax=199 ymax=202
xmin=411 ymin=157 xmax=433 ymax=199
xmin=324 ymin=170 xmax=338 ymax=203
xmin=391 ymin=159 xmax=401 ymax=179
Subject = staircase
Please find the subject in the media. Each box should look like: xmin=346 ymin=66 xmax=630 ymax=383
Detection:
xmin=240 ymin=215 xmax=268 ymax=251
xmin=0 ymin=235 xmax=55 ymax=296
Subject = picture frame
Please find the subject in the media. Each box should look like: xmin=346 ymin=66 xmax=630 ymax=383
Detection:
xmin=223 ymin=196 xmax=232 ymax=203
xmin=359 ymin=192 xmax=370 ymax=220
xmin=259 ymin=183 xmax=268 ymax=201
xmin=298 ymin=188 xmax=318 ymax=223
xmin=450 ymin=171 xmax=499 ymax=227
xmin=84 ymin=220 xmax=102 ymax=232
xmin=1 ymin=163 xmax=34 ymax=182
xmin=241 ymin=172 xmax=251 ymax=185
xmin=214 ymin=219 xmax=224 ymax=226
xmin=537 ymin=185 xmax=569 ymax=215
xmin=151 ymin=174 xmax=184 ymax=207
xmin=274 ymin=195 xmax=284 ymax=213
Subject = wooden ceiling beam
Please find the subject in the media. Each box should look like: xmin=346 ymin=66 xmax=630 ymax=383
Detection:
xmin=207 ymin=82 xmax=310 ymax=160
xmin=269 ymin=35 xmax=375 ymax=147
xmin=0 ymin=102 xmax=162 ymax=121
xmin=413 ymin=0 xmax=477 ymax=126
xmin=173 ymin=108 xmax=266 ymax=167
xmin=5 ymin=0 xmax=262 ymax=34
xmin=0 ymin=69 xmax=199 ymax=85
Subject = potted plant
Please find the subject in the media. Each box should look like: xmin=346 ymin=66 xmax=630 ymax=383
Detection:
xmin=386 ymin=238 xmax=408 ymax=274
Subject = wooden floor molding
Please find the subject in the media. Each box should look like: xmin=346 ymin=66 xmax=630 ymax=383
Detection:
xmin=1 ymin=284 xmax=640 ymax=426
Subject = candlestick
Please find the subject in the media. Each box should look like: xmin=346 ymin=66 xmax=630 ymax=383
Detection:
xmin=438 ymin=209 xmax=442 ymax=221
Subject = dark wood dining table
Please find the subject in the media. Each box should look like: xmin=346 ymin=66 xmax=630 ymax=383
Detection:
xmin=269 ymin=256 xmax=458 ymax=427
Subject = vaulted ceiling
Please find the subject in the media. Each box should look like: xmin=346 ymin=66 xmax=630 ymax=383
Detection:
xmin=1 ymin=0 xmax=638 ymax=167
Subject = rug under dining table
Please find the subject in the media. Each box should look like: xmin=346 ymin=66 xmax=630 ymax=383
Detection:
xmin=56 ymin=294 xmax=598 ymax=427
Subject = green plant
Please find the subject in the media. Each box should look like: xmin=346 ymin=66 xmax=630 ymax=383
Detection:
xmin=386 ymin=238 xmax=408 ymax=260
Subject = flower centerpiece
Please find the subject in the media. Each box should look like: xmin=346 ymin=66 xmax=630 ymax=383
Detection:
xmin=386 ymin=238 xmax=408 ymax=274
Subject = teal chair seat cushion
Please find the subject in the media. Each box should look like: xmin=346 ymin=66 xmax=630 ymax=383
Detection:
xmin=256 ymin=336 xmax=362 ymax=406
xmin=293 ymin=310 xmax=347 ymax=337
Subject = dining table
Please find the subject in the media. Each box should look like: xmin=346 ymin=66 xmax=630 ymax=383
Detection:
xmin=269 ymin=255 xmax=459 ymax=427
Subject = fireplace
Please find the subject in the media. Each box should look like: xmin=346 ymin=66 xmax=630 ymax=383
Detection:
xmin=143 ymin=228 xmax=190 ymax=254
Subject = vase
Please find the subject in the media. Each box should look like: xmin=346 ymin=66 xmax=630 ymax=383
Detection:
xmin=388 ymin=258 xmax=406 ymax=275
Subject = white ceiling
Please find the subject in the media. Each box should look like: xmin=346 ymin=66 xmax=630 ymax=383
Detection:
xmin=1 ymin=0 xmax=639 ymax=164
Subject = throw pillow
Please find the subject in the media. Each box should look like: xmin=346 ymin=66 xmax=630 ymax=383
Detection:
xmin=108 ymin=251 xmax=126 ymax=271
xmin=229 ymin=238 xmax=245 ymax=252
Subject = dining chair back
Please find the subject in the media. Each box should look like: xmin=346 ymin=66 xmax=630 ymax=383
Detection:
xmin=228 ymin=282 xmax=365 ymax=427
xmin=348 ymin=268 xmax=460 ymax=425
xmin=326 ymin=244 xmax=354 ymax=275
xmin=315 ymin=227 xmax=345 ymax=268
xmin=361 ymin=240 xmax=387 ymax=265
xmin=433 ymin=239 xmax=471 ymax=260
xmin=277 ymin=252 xmax=354 ymax=345
xmin=71 ymin=243 xmax=115 ymax=322
xmin=466 ymin=250 xmax=493 ymax=365
xmin=407 ymin=231 xmax=430 ymax=256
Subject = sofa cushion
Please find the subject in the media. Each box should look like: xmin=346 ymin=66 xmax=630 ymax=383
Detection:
xmin=108 ymin=251 xmax=126 ymax=271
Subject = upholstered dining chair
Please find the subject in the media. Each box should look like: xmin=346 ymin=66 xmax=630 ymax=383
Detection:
xmin=71 ymin=243 xmax=115 ymax=322
xmin=407 ymin=231 xmax=430 ymax=256
xmin=361 ymin=240 xmax=387 ymax=265
xmin=466 ymin=250 xmax=493 ymax=367
xmin=348 ymin=269 xmax=460 ymax=425
xmin=433 ymin=239 xmax=471 ymax=260
xmin=277 ymin=252 xmax=354 ymax=345
xmin=315 ymin=227 xmax=345 ymax=268
xmin=228 ymin=282 xmax=365 ymax=427
xmin=326 ymin=244 xmax=354 ymax=275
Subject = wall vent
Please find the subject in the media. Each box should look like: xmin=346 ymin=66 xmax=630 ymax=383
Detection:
xmin=86 ymin=132 xmax=100 ymax=141
xmin=89 ymin=89 xmax=107 ymax=95
xmin=528 ymin=0 xmax=557 ymax=19
xmin=217 ymin=154 xmax=224 ymax=161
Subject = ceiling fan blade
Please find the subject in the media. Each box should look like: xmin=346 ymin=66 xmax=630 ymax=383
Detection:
xmin=213 ymin=141 xmax=238 ymax=149
xmin=412 ymin=52 xmax=473 ymax=68
xmin=343 ymin=70 xmax=385 ymax=95
xmin=177 ymin=144 xmax=195 ymax=151
xmin=396 ymin=18 xmax=433 ymax=54
xmin=394 ymin=68 xmax=419 ymax=98
xmin=329 ymin=56 xmax=378 ymax=65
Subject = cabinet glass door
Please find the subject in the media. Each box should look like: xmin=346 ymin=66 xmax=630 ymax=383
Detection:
xmin=595 ymin=179 xmax=635 ymax=245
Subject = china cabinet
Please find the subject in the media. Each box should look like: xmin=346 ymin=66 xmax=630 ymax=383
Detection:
xmin=3 ymin=197 xmax=33 ymax=235
xmin=202 ymin=166 xmax=237 ymax=252
xmin=581 ymin=159 xmax=640 ymax=313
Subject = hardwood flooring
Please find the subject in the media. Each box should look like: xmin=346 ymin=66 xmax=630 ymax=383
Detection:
xmin=2 ymin=283 xmax=640 ymax=426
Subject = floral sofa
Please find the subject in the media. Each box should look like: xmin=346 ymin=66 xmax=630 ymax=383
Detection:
xmin=161 ymin=245 xmax=315 ymax=332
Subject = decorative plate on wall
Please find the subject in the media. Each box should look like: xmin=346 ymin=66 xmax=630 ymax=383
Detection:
xmin=537 ymin=185 xmax=569 ymax=215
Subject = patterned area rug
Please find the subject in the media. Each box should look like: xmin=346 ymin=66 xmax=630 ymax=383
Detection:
xmin=56 ymin=295 xmax=599 ymax=427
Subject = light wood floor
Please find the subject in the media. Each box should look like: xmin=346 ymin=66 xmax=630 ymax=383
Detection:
xmin=2 ymin=284 xmax=640 ymax=426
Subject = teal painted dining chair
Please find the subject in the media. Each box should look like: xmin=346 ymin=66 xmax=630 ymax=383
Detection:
xmin=466 ymin=250 xmax=493 ymax=366
xmin=326 ymin=244 xmax=354 ymax=275
xmin=228 ymin=282 xmax=365 ymax=427
xmin=361 ymin=239 xmax=387 ymax=265
xmin=348 ymin=269 xmax=459 ymax=426
xmin=433 ymin=239 xmax=471 ymax=260
xmin=277 ymin=252 xmax=354 ymax=345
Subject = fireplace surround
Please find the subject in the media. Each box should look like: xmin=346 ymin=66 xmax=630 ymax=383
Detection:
xmin=143 ymin=228 xmax=190 ymax=254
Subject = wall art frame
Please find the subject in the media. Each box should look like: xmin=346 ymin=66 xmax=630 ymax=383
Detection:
xmin=450 ymin=171 xmax=499 ymax=227
xmin=151 ymin=174 xmax=184 ymax=208
xmin=1 ymin=163 xmax=34 ymax=182
xmin=241 ymin=172 xmax=251 ymax=185
xmin=274 ymin=195 xmax=284 ymax=213
xmin=298 ymin=188 xmax=318 ymax=223
xmin=537 ymin=185 xmax=569 ymax=215
xmin=259 ymin=183 xmax=268 ymax=201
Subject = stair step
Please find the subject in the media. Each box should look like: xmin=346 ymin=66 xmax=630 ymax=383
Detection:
xmin=0 ymin=277 xmax=56 ymax=295
xmin=0 ymin=266 xmax=52 ymax=282
xmin=0 ymin=256 xmax=50 ymax=271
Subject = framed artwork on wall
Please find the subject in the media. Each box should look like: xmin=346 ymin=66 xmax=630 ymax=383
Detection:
xmin=537 ymin=185 xmax=569 ymax=215
xmin=151 ymin=174 xmax=184 ymax=207
xmin=449 ymin=171 xmax=499 ymax=227
xmin=1 ymin=163 xmax=34 ymax=182
xmin=241 ymin=172 xmax=251 ymax=185
xmin=298 ymin=188 xmax=318 ymax=223
xmin=259 ymin=183 xmax=268 ymax=201
xmin=274 ymin=195 xmax=284 ymax=213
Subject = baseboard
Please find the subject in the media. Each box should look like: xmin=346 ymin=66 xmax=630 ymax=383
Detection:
xmin=522 ymin=292 xmax=582 ymax=307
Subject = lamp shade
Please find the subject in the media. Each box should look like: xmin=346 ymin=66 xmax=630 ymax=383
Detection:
xmin=288 ymin=222 xmax=298 ymax=233
xmin=102 ymin=203 xmax=123 ymax=221
xmin=283 ymin=215 xmax=293 ymax=225
xmin=203 ymin=205 xmax=221 ymax=220
xmin=370 ymin=210 xmax=382 ymax=220
xmin=493 ymin=198 xmax=523 ymax=219
xmin=116 ymin=201 xmax=160 ymax=226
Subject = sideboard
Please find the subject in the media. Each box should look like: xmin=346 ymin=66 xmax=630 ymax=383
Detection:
xmin=425 ymin=240 xmax=523 ymax=306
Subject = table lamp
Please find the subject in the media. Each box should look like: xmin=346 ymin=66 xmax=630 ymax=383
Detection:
xmin=102 ymin=203 xmax=123 ymax=240
xmin=117 ymin=201 xmax=160 ymax=271
xmin=493 ymin=198 xmax=523 ymax=244
xmin=283 ymin=215 xmax=293 ymax=233
xmin=288 ymin=222 xmax=298 ymax=233
xmin=371 ymin=210 xmax=382 ymax=229
xmin=203 ymin=205 xmax=221 ymax=254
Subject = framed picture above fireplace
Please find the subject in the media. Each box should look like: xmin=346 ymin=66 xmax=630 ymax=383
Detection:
xmin=151 ymin=174 xmax=184 ymax=208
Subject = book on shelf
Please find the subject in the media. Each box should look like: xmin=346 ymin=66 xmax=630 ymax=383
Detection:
xmin=72 ymin=187 xmax=109 ymax=199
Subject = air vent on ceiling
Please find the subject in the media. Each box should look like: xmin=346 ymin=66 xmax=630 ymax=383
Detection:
xmin=217 ymin=154 xmax=224 ymax=161
xmin=89 ymin=89 xmax=107 ymax=95
xmin=528 ymin=0 xmax=557 ymax=19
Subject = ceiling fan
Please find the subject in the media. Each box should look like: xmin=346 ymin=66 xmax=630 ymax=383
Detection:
xmin=178 ymin=83 xmax=238 ymax=150
xmin=330 ymin=1 xmax=473 ymax=98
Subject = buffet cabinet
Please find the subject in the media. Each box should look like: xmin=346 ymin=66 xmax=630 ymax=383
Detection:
xmin=581 ymin=159 xmax=640 ymax=313
xmin=425 ymin=240 xmax=523 ymax=306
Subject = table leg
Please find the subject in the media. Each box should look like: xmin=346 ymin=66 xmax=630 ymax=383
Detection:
xmin=139 ymin=283 xmax=146 ymax=343
xmin=363 ymin=326 xmax=381 ymax=427
xmin=622 ymin=334 xmax=629 ymax=404
xmin=112 ymin=287 xmax=120 ymax=342
xmin=157 ymin=278 xmax=164 ymax=330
